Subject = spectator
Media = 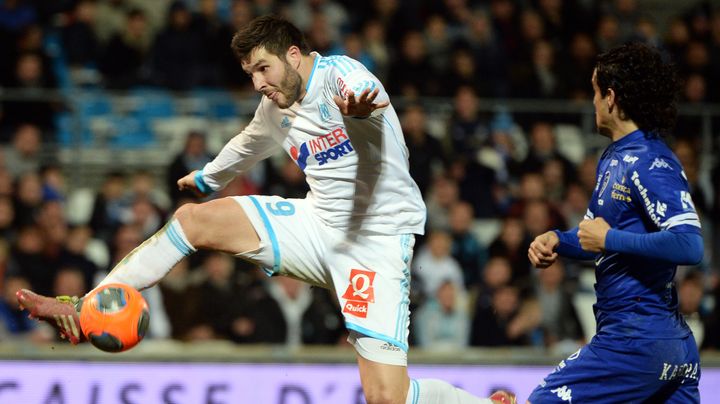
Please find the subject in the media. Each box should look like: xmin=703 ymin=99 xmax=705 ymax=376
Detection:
xmin=263 ymin=158 xmax=309 ymax=200
xmin=678 ymin=271 xmax=706 ymax=348
xmin=0 ymin=275 xmax=53 ymax=342
xmin=463 ymin=8 xmax=508 ymax=97
xmin=470 ymin=284 xmax=540 ymax=346
xmin=476 ymin=255 xmax=513 ymax=310
xmin=0 ymin=0 xmax=36 ymax=33
xmin=159 ymin=258 xmax=202 ymax=340
xmin=388 ymin=30 xmax=437 ymax=98
xmin=13 ymin=171 xmax=43 ymax=228
xmin=517 ymin=121 xmax=575 ymax=181
xmin=402 ymin=104 xmax=446 ymax=196
xmin=149 ymin=1 xmax=204 ymax=90
xmin=361 ymin=19 xmax=390 ymax=82
xmin=0 ymin=196 xmax=16 ymax=240
xmin=535 ymin=261 xmax=583 ymax=350
xmin=447 ymin=86 xmax=490 ymax=158
xmin=1 ymin=53 xmax=56 ymax=131
xmin=61 ymin=0 xmax=99 ymax=69
xmin=412 ymin=230 xmax=464 ymax=298
xmin=89 ymin=172 xmax=128 ymax=244
xmin=414 ymin=280 xmax=469 ymax=351
xmin=3 ymin=124 xmax=42 ymax=178
xmin=424 ymin=174 xmax=459 ymax=232
xmin=185 ymin=252 xmax=248 ymax=341
xmin=448 ymin=201 xmax=487 ymax=289
xmin=488 ymin=216 xmax=531 ymax=285
xmin=99 ymin=8 xmax=151 ymax=89
xmin=167 ymin=131 xmax=214 ymax=205
xmin=52 ymin=266 xmax=87 ymax=298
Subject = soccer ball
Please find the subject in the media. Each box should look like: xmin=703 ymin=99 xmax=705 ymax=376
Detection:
xmin=79 ymin=283 xmax=150 ymax=352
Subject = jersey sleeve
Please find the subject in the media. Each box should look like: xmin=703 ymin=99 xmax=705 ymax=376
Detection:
xmin=325 ymin=56 xmax=389 ymax=117
xmin=199 ymin=101 xmax=282 ymax=191
xmin=627 ymin=155 xmax=701 ymax=234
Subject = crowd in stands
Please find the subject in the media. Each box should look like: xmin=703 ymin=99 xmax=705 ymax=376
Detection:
xmin=1 ymin=0 xmax=720 ymax=354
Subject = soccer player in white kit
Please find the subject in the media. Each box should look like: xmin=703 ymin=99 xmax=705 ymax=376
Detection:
xmin=17 ymin=15 xmax=515 ymax=404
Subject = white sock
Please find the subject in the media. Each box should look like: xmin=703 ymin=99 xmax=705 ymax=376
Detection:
xmin=96 ymin=219 xmax=196 ymax=291
xmin=406 ymin=379 xmax=492 ymax=404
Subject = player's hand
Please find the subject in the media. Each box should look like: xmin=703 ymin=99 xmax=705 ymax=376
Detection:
xmin=177 ymin=170 xmax=208 ymax=197
xmin=528 ymin=231 xmax=559 ymax=269
xmin=333 ymin=88 xmax=389 ymax=118
xmin=578 ymin=217 xmax=611 ymax=253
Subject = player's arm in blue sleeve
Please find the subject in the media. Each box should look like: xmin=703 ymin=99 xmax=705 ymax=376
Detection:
xmin=605 ymin=229 xmax=703 ymax=265
xmin=554 ymin=228 xmax=597 ymax=260
xmin=607 ymin=154 xmax=704 ymax=265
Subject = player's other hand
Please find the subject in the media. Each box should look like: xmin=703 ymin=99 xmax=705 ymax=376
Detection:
xmin=578 ymin=217 xmax=611 ymax=253
xmin=177 ymin=170 xmax=208 ymax=197
xmin=333 ymin=88 xmax=389 ymax=118
xmin=528 ymin=231 xmax=559 ymax=269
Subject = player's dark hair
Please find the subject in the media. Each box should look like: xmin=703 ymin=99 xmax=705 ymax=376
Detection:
xmin=595 ymin=42 xmax=680 ymax=136
xmin=231 ymin=15 xmax=310 ymax=62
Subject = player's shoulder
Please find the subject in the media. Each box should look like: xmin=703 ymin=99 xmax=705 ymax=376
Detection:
xmin=317 ymin=54 xmax=366 ymax=76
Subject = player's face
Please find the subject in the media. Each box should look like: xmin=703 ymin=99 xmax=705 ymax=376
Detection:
xmin=242 ymin=47 xmax=302 ymax=109
xmin=591 ymin=69 xmax=612 ymax=137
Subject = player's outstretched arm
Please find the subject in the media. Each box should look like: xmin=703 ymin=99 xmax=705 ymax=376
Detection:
xmin=528 ymin=231 xmax=559 ymax=269
xmin=177 ymin=170 xmax=211 ymax=197
xmin=333 ymin=88 xmax=389 ymax=118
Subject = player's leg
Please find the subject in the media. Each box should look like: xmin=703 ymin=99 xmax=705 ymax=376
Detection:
xmin=528 ymin=335 xmax=700 ymax=403
xmin=96 ymin=197 xmax=259 ymax=288
xmin=353 ymin=334 xmax=514 ymax=404
xmin=329 ymin=232 xmax=510 ymax=404
xmin=17 ymin=197 xmax=261 ymax=342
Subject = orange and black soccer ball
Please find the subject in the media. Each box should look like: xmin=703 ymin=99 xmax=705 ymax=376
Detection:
xmin=79 ymin=283 xmax=150 ymax=352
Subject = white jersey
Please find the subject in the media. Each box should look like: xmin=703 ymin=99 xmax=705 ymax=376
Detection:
xmin=199 ymin=52 xmax=426 ymax=235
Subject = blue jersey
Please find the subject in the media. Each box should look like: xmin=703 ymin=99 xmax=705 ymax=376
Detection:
xmin=528 ymin=130 xmax=703 ymax=403
xmin=588 ymin=130 xmax=701 ymax=340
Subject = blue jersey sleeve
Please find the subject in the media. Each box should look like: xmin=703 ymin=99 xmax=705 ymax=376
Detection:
xmin=627 ymin=155 xmax=701 ymax=234
xmin=554 ymin=228 xmax=597 ymax=261
xmin=605 ymin=229 xmax=703 ymax=265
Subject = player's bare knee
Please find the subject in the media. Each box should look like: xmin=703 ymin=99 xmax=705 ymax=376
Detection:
xmin=172 ymin=202 xmax=209 ymax=247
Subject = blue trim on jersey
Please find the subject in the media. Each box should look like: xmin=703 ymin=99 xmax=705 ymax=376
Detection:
xmin=305 ymin=54 xmax=321 ymax=93
xmin=194 ymin=170 xmax=212 ymax=195
xmin=411 ymin=379 xmax=420 ymax=404
xmin=166 ymin=221 xmax=192 ymax=255
xmin=395 ymin=234 xmax=411 ymax=343
xmin=345 ymin=322 xmax=409 ymax=352
xmin=248 ymin=196 xmax=281 ymax=274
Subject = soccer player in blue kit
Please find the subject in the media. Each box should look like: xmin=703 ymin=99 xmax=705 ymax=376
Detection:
xmin=527 ymin=42 xmax=703 ymax=403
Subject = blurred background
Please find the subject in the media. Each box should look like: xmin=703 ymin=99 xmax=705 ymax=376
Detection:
xmin=1 ymin=0 xmax=720 ymax=402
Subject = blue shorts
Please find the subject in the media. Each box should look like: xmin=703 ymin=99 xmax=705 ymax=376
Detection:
xmin=528 ymin=334 xmax=700 ymax=403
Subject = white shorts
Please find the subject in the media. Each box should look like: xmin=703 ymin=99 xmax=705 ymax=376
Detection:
xmin=233 ymin=195 xmax=414 ymax=364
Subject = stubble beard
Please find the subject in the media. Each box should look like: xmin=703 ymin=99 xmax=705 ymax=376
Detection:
xmin=275 ymin=62 xmax=303 ymax=109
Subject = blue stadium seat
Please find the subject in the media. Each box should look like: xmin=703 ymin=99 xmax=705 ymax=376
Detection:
xmin=191 ymin=89 xmax=238 ymax=118
xmin=75 ymin=92 xmax=113 ymax=117
xmin=55 ymin=112 xmax=93 ymax=146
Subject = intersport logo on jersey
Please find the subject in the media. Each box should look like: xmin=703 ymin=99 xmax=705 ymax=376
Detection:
xmin=290 ymin=127 xmax=354 ymax=170
xmin=341 ymin=269 xmax=376 ymax=318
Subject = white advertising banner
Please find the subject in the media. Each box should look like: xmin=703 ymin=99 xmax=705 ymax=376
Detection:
xmin=0 ymin=361 xmax=717 ymax=403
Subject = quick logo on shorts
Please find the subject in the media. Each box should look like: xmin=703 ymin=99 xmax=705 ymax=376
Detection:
xmin=290 ymin=127 xmax=354 ymax=170
xmin=341 ymin=269 xmax=375 ymax=318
